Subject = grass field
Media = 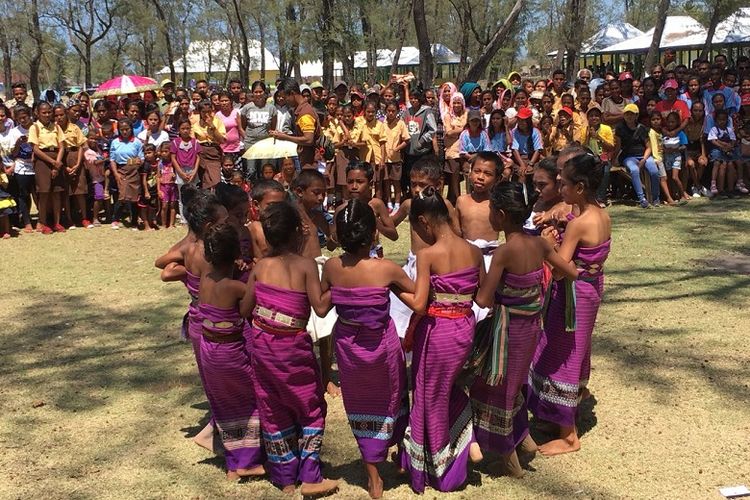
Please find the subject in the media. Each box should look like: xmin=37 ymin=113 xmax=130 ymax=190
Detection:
xmin=1 ymin=199 xmax=749 ymax=499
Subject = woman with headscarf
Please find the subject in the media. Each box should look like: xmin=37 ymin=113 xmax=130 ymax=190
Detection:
xmin=460 ymin=82 xmax=482 ymax=111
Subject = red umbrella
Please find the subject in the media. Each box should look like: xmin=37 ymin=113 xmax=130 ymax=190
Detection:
xmin=91 ymin=75 xmax=160 ymax=98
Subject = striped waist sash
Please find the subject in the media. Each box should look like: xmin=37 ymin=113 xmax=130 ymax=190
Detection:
xmin=541 ymin=274 xmax=600 ymax=333
xmin=252 ymin=306 xmax=307 ymax=335
xmin=201 ymin=318 xmax=245 ymax=343
xmin=468 ymin=300 xmax=542 ymax=386
xmin=427 ymin=291 xmax=474 ymax=318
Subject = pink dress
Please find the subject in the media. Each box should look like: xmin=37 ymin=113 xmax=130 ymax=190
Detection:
xmin=217 ymin=108 xmax=241 ymax=154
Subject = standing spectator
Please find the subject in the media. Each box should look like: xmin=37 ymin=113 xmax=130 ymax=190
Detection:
xmin=270 ymin=78 xmax=319 ymax=170
xmin=157 ymin=79 xmax=175 ymax=114
xmin=28 ymin=102 xmax=66 ymax=233
xmin=240 ymin=81 xmax=277 ymax=179
xmin=401 ymin=89 xmax=437 ymax=198
xmin=216 ymin=91 xmax=243 ymax=163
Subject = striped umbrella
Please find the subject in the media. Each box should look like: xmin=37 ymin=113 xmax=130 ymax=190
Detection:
xmin=91 ymin=75 xmax=160 ymax=98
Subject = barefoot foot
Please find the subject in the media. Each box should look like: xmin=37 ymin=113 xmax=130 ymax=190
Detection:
xmin=367 ymin=476 xmax=384 ymax=499
xmin=326 ymin=381 xmax=341 ymax=398
xmin=226 ymin=470 xmax=241 ymax=481
xmin=580 ymin=387 xmax=591 ymax=401
xmin=193 ymin=422 xmax=215 ymax=452
xmin=281 ymin=484 xmax=296 ymax=495
xmin=300 ymin=478 xmax=339 ymax=496
xmin=469 ymin=442 xmax=484 ymax=463
xmin=538 ymin=435 xmax=580 ymax=456
xmin=237 ymin=465 xmax=266 ymax=477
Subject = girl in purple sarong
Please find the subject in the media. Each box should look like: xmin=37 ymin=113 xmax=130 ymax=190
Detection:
xmin=154 ymin=185 xmax=228 ymax=454
xmin=198 ymin=222 xmax=265 ymax=480
xmin=529 ymin=153 xmax=611 ymax=456
xmin=239 ymin=201 xmax=339 ymax=497
xmin=400 ymin=187 xmax=484 ymax=493
xmin=320 ymin=199 xmax=415 ymax=499
xmin=470 ymin=182 xmax=578 ymax=477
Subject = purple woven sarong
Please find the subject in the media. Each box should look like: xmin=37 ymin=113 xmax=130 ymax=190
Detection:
xmin=332 ymin=286 xmax=408 ymax=463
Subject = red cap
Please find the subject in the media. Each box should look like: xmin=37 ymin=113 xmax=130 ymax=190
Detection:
xmin=618 ymin=71 xmax=634 ymax=81
xmin=742 ymin=93 xmax=750 ymax=106
xmin=517 ymin=107 xmax=533 ymax=120
xmin=559 ymin=106 xmax=573 ymax=116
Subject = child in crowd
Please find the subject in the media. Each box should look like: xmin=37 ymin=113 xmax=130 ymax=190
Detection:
xmin=661 ymin=112 xmax=692 ymax=202
xmin=248 ymin=179 xmax=287 ymax=260
xmin=530 ymin=153 xmax=611 ymax=456
xmin=708 ymin=109 xmax=740 ymax=197
xmin=511 ymin=107 xmax=544 ymax=184
xmin=333 ymin=161 xmax=398 ymax=257
xmin=486 ymin=109 xmax=513 ymax=179
xmin=321 ymin=198 xmax=415 ymax=499
xmin=525 ymin=157 xmax=566 ymax=236
xmin=139 ymin=143 xmax=159 ymax=229
xmin=456 ymin=151 xmax=501 ymax=268
xmin=221 ymin=155 xmax=235 ymax=184
xmin=54 ymin=103 xmax=88 ymax=228
xmin=359 ymin=102 xmax=387 ymax=200
xmin=470 ymin=181 xmax=577 ymax=477
xmin=549 ymin=106 xmax=576 ymax=154
xmin=171 ymin=120 xmax=201 ymax=218
xmin=137 ymin=109 xmax=169 ymax=148
xmin=292 ymin=169 xmax=339 ymax=396
xmin=400 ymin=186 xmax=483 ymax=493
xmin=458 ymin=110 xmax=491 ymax=191
xmin=0 ymin=164 xmax=16 ymax=238
xmin=230 ymin=171 xmax=250 ymax=193
xmin=239 ymin=201 xmax=339 ymax=497
xmin=443 ymin=94 xmax=468 ymax=204
xmin=383 ymin=102 xmax=410 ymax=213
xmin=583 ymin=107 xmax=615 ymax=205
xmin=84 ymin=128 xmax=109 ymax=226
xmin=389 ymin=157 xmax=460 ymax=337
xmin=260 ymin=162 xmax=276 ymax=181
xmin=198 ymin=221 xmax=265 ymax=481
xmin=273 ymin=156 xmax=297 ymax=191
xmin=215 ymin=183 xmax=253 ymax=281
xmin=28 ymin=101 xmax=65 ymax=234
xmin=109 ymin=119 xmax=144 ymax=229
xmin=157 ymin=142 xmax=178 ymax=228
xmin=647 ymin=112 xmax=681 ymax=206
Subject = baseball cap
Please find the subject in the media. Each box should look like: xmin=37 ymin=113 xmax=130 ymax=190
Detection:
xmin=367 ymin=87 xmax=380 ymax=96
xmin=742 ymin=93 xmax=750 ymax=106
xmin=334 ymin=80 xmax=348 ymax=90
xmin=160 ymin=78 xmax=174 ymax=87
xmin=300 ymin=84 xmax=311 ymax=93
xmin=310 ymin=81 xmax=324 ymax=90
xmin=623 ymin=103 xmax=639 ymax=114
xmin=662 ymin=79 xmax=678 ymax=90
xmin=559 ymin=106 xmax=573 ymax=116
xmin=530 ymin=91 xmax=544 ymax=100
xmin=517 ymin=107 xmax=533 ymax=120
xmin=350 ymin=89 xmax=364 ymax=100
xmin=467 ymin=109 xmax=482 ymax=122
xmin=618 ymin=72 xmax=634 ymax=81
xmin=586 ymin=104 xmax=603 ymax=115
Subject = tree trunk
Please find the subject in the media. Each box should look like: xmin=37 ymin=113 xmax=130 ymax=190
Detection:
xmin=390 ymin=0 xmax=411 ymax=78
xmin=413 ymin=0 xmax=433 ymax=86
xmin=456 ymin=1 xmax=470 ymax=81
xmin=258 ymin=16 xmax=266 ymax=81
xmin=223 ymin=37 xmax=235 ymax=87
xmin=699 ymin=2 xmax=723 ymax=60
xmin=229 ymin=0 xmax=250 ymax=85
xmin=85 ymin=43 xmax=92 ymax=88
xmin=0 ymin=29 xmax=12 ymax=92
xmin=286 ymin=3 xmax=300 ymax=79
xmin=464 ymin=0 xmax=524 ymax=82
xmin=562 ymin=0 xmax=588 ymax=80
xmin=28 ymin=0 xmax=43 ymax=99
xmin=275 ymin=14 xmax=287 ymax=78
xmin=342 ymin=56 xmax=354 ymax=84
xmin=319 ymin=0 xmax=335 ymax=87
xmin=644 ymin=0 xmax=670 ymax=74
xmin=151 ymin=0 xmax=176 ymax=82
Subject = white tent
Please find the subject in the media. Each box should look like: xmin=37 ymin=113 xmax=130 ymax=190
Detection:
xmin=547 ymin=22 xmax=645 ymax=57
xmin=397 ymin=44 xmax=461 ymax=65
xmin=661 ymin=8 xmax=750 ymax=48
xmin=155 ymin=40 xmax=279 ymax=75
xmin=599 ymin=16 xmax=706 ymax=53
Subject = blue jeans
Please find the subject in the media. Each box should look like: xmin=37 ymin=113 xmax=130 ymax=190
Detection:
xmin=623 ymin=156 xmax=660 ymax=203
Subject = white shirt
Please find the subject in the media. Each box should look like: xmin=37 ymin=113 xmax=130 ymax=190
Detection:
xmin=7 ymin=126 xmax=34 ymax=175
xmin=137 ymin=129 xmax=170 ymax=149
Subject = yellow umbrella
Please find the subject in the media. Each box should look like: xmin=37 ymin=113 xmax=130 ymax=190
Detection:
xmin=242 ymin=137 xmax=298 ymax=160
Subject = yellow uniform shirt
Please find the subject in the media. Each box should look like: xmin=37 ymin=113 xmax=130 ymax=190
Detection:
xmin=648 ymin=129 xmax=663 ymax=162
xmin=359 ymin=119 xmax=387 ymax=164
xmin=383 ymin=119 xmax=410 ymax=163
xmin=60 ymin=123 xmax=86 ymax=148
xmin=192 ymin=116 xmax=226 ymax=143
xmin=28 ymin=121 xmax=64 ymax=150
